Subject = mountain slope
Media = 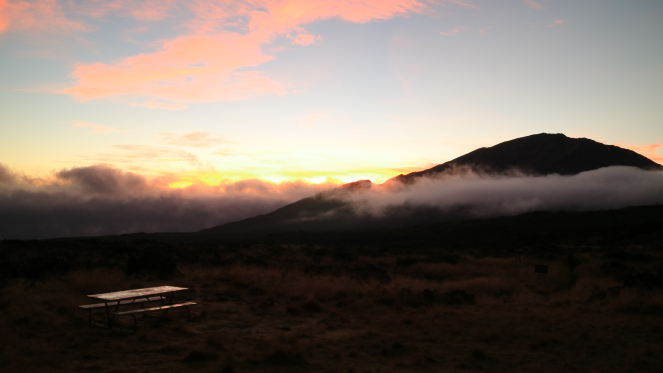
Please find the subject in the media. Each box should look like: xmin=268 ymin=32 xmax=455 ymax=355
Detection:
xmin=389 ymin=133 xmax=662 ymax=184
xmin=181 ymin=133 xmax=663 ymax=241
xmin=253 ymin=203 xmax=663 ymax=250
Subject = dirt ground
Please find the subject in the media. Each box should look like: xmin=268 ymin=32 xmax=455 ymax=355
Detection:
xmin=1 ymin=243 xmax=663 ymax=372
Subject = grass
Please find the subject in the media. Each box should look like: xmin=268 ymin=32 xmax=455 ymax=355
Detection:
xmin=1 ymin=239 xmax=662 ymax=372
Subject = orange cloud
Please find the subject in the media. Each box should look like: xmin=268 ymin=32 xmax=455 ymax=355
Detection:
xmin=524 ymin=0 xmax=543 ymax=9
xmin=617 ymin=143 xmax=663 ymax=163
xmin=547 ymin=19 xmax=564 ymax=27
xmin=61 ymin=0 xmax=431 ymax=103
xmin=71 ymin=120 xmax=129 ymax=134
xmin=132 ymin=101 xmax=189 ymax=110
xmin=155 ymin=132 xmax=232 ymax=148
xmin=1 ymin=0 xmax=87 ymax=34
xmin=440 ymin=26 xmax=466 ymax=36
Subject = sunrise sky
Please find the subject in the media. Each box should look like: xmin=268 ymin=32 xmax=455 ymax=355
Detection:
xmin=1 ymin=0 xmax=662 ymax=188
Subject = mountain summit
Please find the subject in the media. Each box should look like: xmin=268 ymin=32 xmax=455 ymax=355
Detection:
xmin=389 ymin=133 xmax=662 ymax=184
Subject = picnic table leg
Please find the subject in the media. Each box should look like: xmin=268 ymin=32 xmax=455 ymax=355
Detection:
xmin=111 ymin=300 xmax=139 ymax=333
xmin=163 ymin=292 xmax=175 ymax=317
xmin=143 ymin=293 xmax=175 ymax=319
xmin=87 ymin=301 xmax=113 ymax=329
xmin=145 ymin=292 xmax=176 ymax=318
xmin=109 ymin=301 xmax=117 ymax=329
xmin=184 ymin=305 xmax=191 ymax=323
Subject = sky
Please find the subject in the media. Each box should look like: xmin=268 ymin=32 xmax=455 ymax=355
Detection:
xmin=0 ymin=0 xmax=662 ymax=238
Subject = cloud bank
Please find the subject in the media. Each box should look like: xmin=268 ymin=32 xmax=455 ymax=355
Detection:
xmin=0 ymin=163 xmax=338 ymax=239
xmin=337 ymin=166 xmax=663 ymax=220
xmin=1 ymin=164 xmax=660 ymax=240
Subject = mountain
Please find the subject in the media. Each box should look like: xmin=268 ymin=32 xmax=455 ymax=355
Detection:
xmin=53 ymin=203 xmax=663 ymax=250
xmin=188 ymin=179 xmax=377 ymax=241
xmin=176 ymin=133 xmax=662 ymax=242
xmin=389 ymin=133 xmax=662 ymax=184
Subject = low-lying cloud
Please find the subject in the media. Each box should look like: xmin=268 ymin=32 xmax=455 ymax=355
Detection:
xmin=56 ymin=164 xmax=149 ymax=197
xmin=338 ymin=166 xmax=663 ymax=220
xmin=1 ymin=164 xmax=661 ymax=240
xmin=0 ymin=163 xmax=339 ymax=239
xmin=0 ymin=163 xmax=16 ymax=184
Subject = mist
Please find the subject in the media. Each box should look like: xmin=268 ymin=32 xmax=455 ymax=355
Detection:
xmin=338 ymin=166 xmax=663 ymax=220
xmin=1 ymin=164 xmax=661 ymax=240
xmin=0 ymin=164 xmax=339 ymax=239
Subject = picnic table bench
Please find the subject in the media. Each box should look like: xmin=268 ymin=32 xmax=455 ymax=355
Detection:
xmin=79 ymin=286 xmax=196 ymax=333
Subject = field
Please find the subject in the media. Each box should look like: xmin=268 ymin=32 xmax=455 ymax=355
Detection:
xmin=2 ymin=229 xmax=663 ymax=373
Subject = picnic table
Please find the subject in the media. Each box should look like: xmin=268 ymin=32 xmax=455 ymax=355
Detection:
xmin=79 ymin=286 xmax=196 ymax=333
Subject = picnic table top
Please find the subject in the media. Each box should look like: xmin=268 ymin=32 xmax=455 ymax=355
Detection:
xmin=87 ymin=286 xmax=188 ymax=301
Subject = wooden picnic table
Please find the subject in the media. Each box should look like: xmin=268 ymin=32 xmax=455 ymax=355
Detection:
xmin=80 ymin=286 xmax=195 ymax=333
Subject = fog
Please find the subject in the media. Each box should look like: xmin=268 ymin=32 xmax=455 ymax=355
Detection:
xmin=0 ymin=164 xmax=339 ymax=239
xmin=339 ymin=166 xmax=663 ymax=219
xmin=1 ymin=164 xmax=661 ymax=240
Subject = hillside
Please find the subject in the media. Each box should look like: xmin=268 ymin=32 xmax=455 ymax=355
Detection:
xmin=166 ymin=133 xmax=663 ymax=242
xmin=389 ymin=133 xmax=662 ymax=184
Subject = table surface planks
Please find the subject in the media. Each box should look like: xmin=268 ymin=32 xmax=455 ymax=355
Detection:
xmin=87 ymin=286 xmax=188 ymax=301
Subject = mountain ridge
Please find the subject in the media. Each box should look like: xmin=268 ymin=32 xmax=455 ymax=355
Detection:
xmin=388 ymin=133 xmax=662 ymax=184
xmin=41 ymin=133 xmax=661 ymax=243
xmin=189 ymin=133 xmax=662 ymax=241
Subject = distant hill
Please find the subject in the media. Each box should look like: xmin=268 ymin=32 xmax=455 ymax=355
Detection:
xmin=389 ymin=133 xmax=662 ymax=184
xmin=183 ymin=133 xmax=662 ymax=241
xmin=59 ymin=203 xmax=663 ymax=249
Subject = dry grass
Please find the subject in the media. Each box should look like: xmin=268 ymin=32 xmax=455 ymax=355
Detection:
xmin=1 ymin=244 xmax=663 ymax=372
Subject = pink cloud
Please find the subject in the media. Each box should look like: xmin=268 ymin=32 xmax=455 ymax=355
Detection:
xmin=61 ymin=0 xmax=431 ymax=103
xmin=617 ymin=143 xmax=663 ymax=163
xmin=524 ymin=0 xmax=543 ymax=9
xmin=60 ymin=32 xmax=282 ymax=102
xmin=0 ymin=0 xmax=7 ymax=33
xmin=1 ymin=0 xmax=87 ymax=34
xmin=287 ymin=28 xmax=321 ymax=46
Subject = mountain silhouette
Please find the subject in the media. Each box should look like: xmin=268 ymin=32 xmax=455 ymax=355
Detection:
xmin=389 ymin=133 xmax=662 ymax=184
xmin=180 ymin=133 xmax=663 ymax=241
